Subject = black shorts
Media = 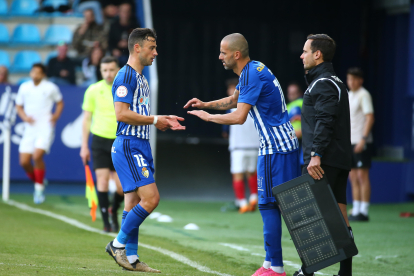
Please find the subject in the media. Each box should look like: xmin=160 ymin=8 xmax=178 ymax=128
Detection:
xmin=91 ymin=134 xmax=115 ymax=171
xmin=302 ymin=165 xmax=349 ymax=204
xmin=351 ymin=143 xmax=373 ymax=169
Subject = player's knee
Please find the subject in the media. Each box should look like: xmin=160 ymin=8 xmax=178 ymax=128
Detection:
xmin=32 ymin=153 xmax=43 ymax=164
xmin=19 ymin=158 xmax=30 ymax=168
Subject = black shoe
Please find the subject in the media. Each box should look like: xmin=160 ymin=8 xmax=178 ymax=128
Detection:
xmin=103 ymin=225 xmax=112 ymax=233
xmin=293 ymin=269 xmax=314 ymax=276
xmin=349 ymin=213 xmax=369 ymax=222
xmin=111 ymin=222 xmax=119 ymax=233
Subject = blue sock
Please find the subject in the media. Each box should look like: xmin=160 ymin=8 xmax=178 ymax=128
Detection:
xmin=259 ymin=203 xmax=283 ymax=267
xmin=123 ymin=208 xmax=139 ymax=258
xmin=116 ymin=204 xmax=149 ymax=245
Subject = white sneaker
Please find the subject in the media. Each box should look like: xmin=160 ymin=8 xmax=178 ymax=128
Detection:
xmin=33 ymin=183 xmax=45 ymax=204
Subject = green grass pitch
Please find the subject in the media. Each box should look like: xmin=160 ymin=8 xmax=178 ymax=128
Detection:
xmin=1 ymin=194 xmax=413 ymax=275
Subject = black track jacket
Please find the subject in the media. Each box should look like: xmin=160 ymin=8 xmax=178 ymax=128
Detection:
xmin=301 ymin=62 xmax=352 ymax=170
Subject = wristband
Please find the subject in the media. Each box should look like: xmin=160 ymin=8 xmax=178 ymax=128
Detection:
xmin=153 ymin=116 xmax=158 ymax=125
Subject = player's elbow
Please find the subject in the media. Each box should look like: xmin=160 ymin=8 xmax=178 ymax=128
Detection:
xmin=235 ymin=116 xmax=247 ymax=125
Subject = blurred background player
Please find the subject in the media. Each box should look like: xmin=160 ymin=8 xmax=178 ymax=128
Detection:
xmin=222 ymin=78 xmax=259 ymax=213
xmin=185 ymin=33 xmax=300 ymax=276
xmin=286 ymin=82 xmax=304 ymax=166
xmin=106 ymin=28 xmax=185 ymax=272
xmin=80 ymin=56 xmax=125 ymax=232
xmin=15 ymin=63 xmax=64 ymax=204
xmin=347 ymin=67 xmax=375 ymax=222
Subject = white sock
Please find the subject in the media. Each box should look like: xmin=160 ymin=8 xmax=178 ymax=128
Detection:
xmin=249 ymin=193 xmax=258 ymax=202
xmin=112 ymin=238 xmax=125 ymax=248
xmin=271 ymin=266 xmax=284 ymax=273
xmin=263 ymin=260 xmax=271 ymax=269
xmin=34 ymin=183 xmax=44 ymax=192
xmin=238 ymin=198 xmax=248 ymax=207
xmin=352 ymin=200 xmax=361 ymax=216
xmin=360 ymin=201 xmax=370 ymax=216
xmin=127 ymin=255 xmax=138 ymax=264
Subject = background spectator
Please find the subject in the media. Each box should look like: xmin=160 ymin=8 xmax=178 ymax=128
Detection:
xmin=81 ymin=46 xmax=104 ymax=86
xmin=72 ymin=9 xmax=107 ymax=59
xmin=108 ymin=2 xmax=139 ymax=66
xmin=286 ymin=81 xmax=304 ymax=165
xmin=0 ymin=66 xmax=10 ymax=84
xmin=47 ymin=42 xmax=76 ymax=85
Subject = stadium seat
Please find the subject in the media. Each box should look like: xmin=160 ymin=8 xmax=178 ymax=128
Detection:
xmin=0 ymin=0 xmax=8 ymax=16
xmin=42 ymin=0 xmax=68 ymax=9
xmin=43 ymin=25 xmax=72 ymax=45
xmin=10 ymin=51 xmax=41 ymax=72
xmin=0 ymin=24 xmax=9 ymax=44
xmin=11 ymin=24 xmax=41 ymax=45
xmin=0 ymin=50 xmax=11 ymax=68
xmin=9 ymin=0 xmax=39 ymax=16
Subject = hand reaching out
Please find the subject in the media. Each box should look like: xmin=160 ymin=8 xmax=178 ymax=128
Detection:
xmin=187 ymin=110 xmax=211 ymax=122
xmin=184 ymin=98 xmax=205 ymax=109
xmin=155 ymin=116 xmax=185 ymax=131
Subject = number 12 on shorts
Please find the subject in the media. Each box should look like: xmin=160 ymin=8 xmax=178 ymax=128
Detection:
xmin=134 ymin=154 xmax=147 ymax=167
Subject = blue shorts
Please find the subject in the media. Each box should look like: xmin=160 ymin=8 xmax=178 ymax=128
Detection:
xmin=257 ymin=151 xmax=301 ymax=205
xmin=111 ymin=136 xmax=155 ymax=193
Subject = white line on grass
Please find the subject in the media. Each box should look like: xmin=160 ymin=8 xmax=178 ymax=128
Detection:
xmin=219 ymin=243 xmax=328 ymax=275
xmin=4 ymin=200 xmax=232 ymax=276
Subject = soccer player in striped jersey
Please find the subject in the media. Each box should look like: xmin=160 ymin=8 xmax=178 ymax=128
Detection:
xmin=185 ymin=33 xmax=300 ymax=276
xmin=105 ymin=28 xmax=185 ymax=272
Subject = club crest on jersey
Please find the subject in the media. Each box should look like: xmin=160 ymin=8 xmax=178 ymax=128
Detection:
xmin=116 ymin=86 xmax=128 ymax=97
xmin=138 ymin=96 xmax=149 ymax=105
xmin=142 ymin=167 xmax=149 ymax=178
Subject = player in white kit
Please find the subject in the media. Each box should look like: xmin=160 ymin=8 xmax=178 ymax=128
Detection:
xmin=15 ymin=63 xmax=64 ymax=204
xmin=222 ymin=78 xmax=259 ymax=213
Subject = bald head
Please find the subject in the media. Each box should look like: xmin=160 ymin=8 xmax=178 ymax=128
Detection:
xmin=222 ymin=33 xmax=249 ymax=58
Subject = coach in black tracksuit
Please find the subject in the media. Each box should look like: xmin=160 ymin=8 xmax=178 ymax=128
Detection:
xmin=293 ymin=34 xmax=354 ymax=276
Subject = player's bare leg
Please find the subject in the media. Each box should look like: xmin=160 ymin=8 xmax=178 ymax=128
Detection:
xmin=349 ymin=169 xmax=361 ymax=217
xmin=32 ymin=149 xmax=46 ymax=204
xmin=96 ymin=168 xmax=112 ymax=231
xmin=19 ymin=153 xmax=34 ymax=181
xmin=357 ymin=168 xmax=370 ymax=219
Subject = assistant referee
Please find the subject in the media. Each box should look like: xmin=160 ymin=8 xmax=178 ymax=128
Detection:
xmin=80 ymin=56 xmax=124 ymax=232
xmin=295 ymin=34 xmax=355 ymax=276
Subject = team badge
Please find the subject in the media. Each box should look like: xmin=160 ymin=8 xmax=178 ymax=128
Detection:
xmin=116 ymin=86 xmax=128 ymax=97
xmin=142 ymin=167 xmax=149 ymax=178
xmin=257 ymin=176 xmax=263 ymax=189
xmin=138 ymin=96 xmax=145 ymax=105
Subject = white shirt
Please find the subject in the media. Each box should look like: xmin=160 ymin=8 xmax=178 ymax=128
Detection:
xmin=348 ymin=86 xmax=374 ymax=144
xmin=229 ymin=108 xmax=260 ymax=151
xmin=15 ymin=79 xmax=62 ymax=125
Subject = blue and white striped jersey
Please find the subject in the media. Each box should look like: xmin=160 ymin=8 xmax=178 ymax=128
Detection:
xmin=112 ymin=64 xmax=151 ymax=139
xmin=237 ymin=60 xmax=299 ymax=156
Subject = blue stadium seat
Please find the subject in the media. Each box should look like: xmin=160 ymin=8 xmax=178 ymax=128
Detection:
xmin=9 ymin=0 xmax=39 ymax=16
xmin=0 ymin=0 xmax=8 ymax=16
xmin=43 ymin=0 xmax=68 ymax=9
xmin=43 ymin=25 xmax=72 ymax=45
xmin=0 ymin=24 xmax=9 ymax=44
xmin=11 ymin=24 xmax=41 ymax=45
xmin=0 ymin=50 xmax=11 ymax=68
xmin=10 ymin=51 xmax=41 ymax=72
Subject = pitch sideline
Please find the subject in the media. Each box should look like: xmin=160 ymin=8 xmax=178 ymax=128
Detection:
xmin=4 ymin=200 xmax=232 ymax=276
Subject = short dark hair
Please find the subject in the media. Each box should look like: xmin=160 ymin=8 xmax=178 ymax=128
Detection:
xmin=32 ymin=63 xmax=46 ymax=74
xmin=288 ymin=81 xmax=303 ymax=93
xmin=225 ymin=78 xmax=239 ymax=88
xmin=128 ymin=28 xmax=157 ymax=53
xmin=307 ymin=34 xmax=336 ymax=62
xmin=347 ymin=67 xmax=364 ymax=78
xmin=101 ymin=56 xmax=119 ymax=66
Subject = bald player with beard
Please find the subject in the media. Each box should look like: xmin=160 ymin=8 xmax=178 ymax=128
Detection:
xmin=185 ymin=33 xmax=300 ymax=276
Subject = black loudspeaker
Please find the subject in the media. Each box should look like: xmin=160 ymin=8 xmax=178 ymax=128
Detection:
xmin=272 ymin=174 xmax=358 ymax=274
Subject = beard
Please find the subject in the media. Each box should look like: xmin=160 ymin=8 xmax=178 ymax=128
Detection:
xmin=139 ymin=54 xmax=153 ymax=66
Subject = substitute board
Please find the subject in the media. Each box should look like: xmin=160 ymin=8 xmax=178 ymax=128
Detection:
xmin=272 ymin=174 xmax=358 ymax=274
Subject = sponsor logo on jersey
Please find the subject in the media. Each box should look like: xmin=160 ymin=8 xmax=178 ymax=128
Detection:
xmin=142 ymin=167 xmax=149 ymax=178
xmin=138 ymin=96 xmax=150 ymax=105
xmin=116 ymin=86 xmax=128 ymax=97
xmin=257 ymin=176 xmax=263 ymax=189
